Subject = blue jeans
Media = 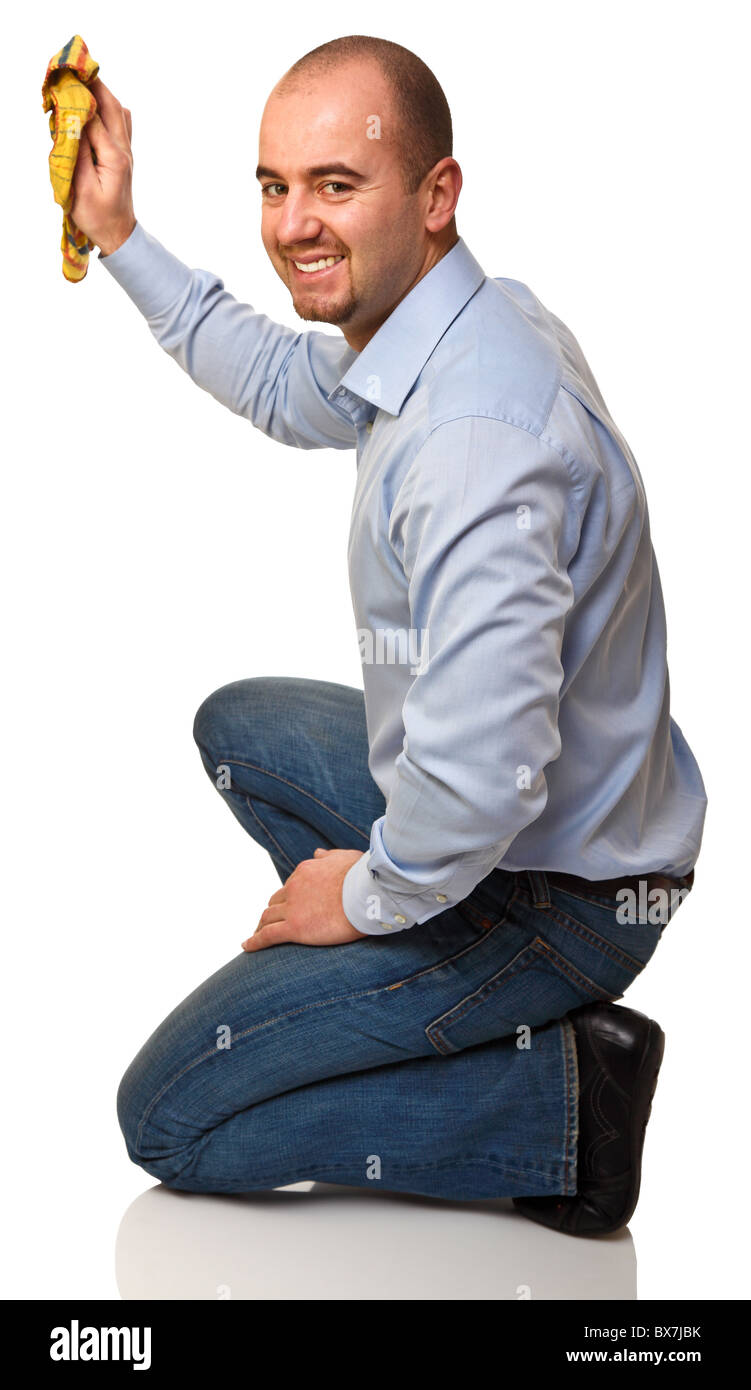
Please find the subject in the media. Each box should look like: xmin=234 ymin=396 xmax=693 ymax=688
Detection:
xmin=117 ymin=676 xmax=689 ymax=1201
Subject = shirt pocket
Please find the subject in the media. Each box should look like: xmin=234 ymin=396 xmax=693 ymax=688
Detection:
xmin=424 ymin=935 xmax=619 ymax=1057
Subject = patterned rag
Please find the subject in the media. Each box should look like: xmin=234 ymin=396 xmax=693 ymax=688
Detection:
xmin=42 ymin=34 xmax=100 ymax=282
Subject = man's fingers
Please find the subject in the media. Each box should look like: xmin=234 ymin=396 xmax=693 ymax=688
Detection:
xmin=89 ymin=77 xmax=131 ymax=147
xmin=85 ymin=111 xmax=126 ymax=162
xmin=89 ymin=76 xmax=113 ymax=105
xmin=242 ymin=922 xmax=293 ymax=952
xmin=257 ymin=903 xmax=286 ymax=927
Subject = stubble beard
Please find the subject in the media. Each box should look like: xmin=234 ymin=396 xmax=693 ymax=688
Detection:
xmin=285 ymin=254 xmax=358 ymax=325
xmin=291 ymin=286 xmax=358 ymax=325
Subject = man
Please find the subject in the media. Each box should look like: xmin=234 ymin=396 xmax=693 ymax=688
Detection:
xmin=73 ymin=35 xmax=706 ymax=1236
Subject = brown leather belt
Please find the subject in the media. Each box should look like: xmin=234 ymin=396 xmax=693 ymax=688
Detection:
xmin=539 ymin=867 xmax=695 ymax=899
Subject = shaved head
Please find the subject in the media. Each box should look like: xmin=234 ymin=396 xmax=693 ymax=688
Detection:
xmin=275 ymin=35 xmax=453 ymax=197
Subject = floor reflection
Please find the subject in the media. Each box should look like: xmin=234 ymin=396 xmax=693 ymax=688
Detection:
xmin=115 ymin=1182 xmax=636 ymax=1300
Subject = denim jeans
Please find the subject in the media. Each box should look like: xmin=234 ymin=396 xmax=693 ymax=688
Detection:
xmin=116 ymin=676 xmax=691 ymax=1201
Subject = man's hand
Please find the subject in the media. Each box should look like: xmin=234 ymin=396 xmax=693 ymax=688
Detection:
xmin=70 ymin=78 xmax=136 ymax=255
xmin=242 ymin=848 xmax=369 ymax=952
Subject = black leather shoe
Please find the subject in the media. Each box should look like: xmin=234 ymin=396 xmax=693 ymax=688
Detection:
xmin=512 ymin=1001 xmax=665 ymax=1236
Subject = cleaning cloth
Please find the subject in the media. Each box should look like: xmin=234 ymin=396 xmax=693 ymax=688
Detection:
xmin=42 ymin=34 xmax=100 ymax=282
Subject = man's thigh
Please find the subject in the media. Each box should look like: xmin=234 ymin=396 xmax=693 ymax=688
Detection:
xmin=117 ymin=870 xmax=652 ymax=1164
xmin=193 ymin=675 xmax=387 ymax=861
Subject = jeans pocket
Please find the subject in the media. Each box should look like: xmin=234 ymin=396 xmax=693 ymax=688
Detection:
xmin=549 ymin=878 xmax=693 ymax=933
xmin=545 ymin=885 xmax=665 ymax=965
xmin=424 ymin=935 xmax=620 ymax=1057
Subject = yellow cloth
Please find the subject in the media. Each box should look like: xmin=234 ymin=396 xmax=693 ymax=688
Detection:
xmin=42 ymin=35 xmax=100 ymax=282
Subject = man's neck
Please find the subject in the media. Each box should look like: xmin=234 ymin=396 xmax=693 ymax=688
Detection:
xmin=342 ymin=229 xmax=460 ymax=352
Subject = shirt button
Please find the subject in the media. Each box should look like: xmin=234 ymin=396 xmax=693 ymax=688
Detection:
xmin=379 ymin=922 xmax=393 ymax=930
xmin=435 ymin=894 xmax=448 ymax=903
xmin=394 ymin=914 xmax=407 ymax=924
xmin=366 ymin=420 xmax=374 ymax=433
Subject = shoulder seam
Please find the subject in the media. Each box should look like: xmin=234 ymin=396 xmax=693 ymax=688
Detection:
xmin=419 ymin=411 xmax=587 ymax=499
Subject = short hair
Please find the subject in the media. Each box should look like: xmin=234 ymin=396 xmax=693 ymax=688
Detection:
xmin=276 ymin=35 xmax=453 ymax=196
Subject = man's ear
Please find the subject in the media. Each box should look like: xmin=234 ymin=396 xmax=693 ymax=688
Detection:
xmin=424 ymin=157 xmax=462 ymax=233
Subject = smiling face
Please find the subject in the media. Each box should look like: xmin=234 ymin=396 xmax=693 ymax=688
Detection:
xmin=257 ymin=59 xmax=461 ymax=351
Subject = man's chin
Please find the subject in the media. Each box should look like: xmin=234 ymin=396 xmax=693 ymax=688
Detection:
xmin=291 ymin=292 xmax=357 ymax=326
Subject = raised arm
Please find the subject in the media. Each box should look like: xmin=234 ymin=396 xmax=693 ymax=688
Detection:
xmin=71 ymin=79 xmax=357 ymax=451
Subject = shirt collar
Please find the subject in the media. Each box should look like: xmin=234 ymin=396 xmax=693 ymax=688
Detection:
xmin=328 ymin=237 xmax=487 ymax=418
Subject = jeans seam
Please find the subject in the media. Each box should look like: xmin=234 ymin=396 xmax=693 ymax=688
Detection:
xmin=562 ymin=1017 xmax=579 ymax=1195
xmin=214 ymin=755 xmax=375 ymax=844
xmin=243 ymin=796 xmax=297 ymax=873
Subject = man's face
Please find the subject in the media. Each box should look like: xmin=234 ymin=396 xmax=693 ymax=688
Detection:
xmin=257 ymin=61 xmax=432 ymax=350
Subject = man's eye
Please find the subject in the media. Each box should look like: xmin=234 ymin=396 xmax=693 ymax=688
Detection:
xmin=261 ymin=183 xmax=285 ymax=197
xmin=322 ymin=182 xmax=351 ymax=194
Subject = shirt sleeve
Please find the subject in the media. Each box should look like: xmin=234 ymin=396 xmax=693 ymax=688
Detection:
xmin=97 ymin=221 xmax=357 ymax=450
xmin=341 ymin=414 xmax=578 ymax=935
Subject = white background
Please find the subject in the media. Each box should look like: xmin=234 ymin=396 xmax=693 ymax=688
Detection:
xmin=3 ymin=0 xmax=748 ymax=1300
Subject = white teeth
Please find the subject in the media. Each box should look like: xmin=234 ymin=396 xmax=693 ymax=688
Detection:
xmin=294 ymin=256 xmax=343 ymax=273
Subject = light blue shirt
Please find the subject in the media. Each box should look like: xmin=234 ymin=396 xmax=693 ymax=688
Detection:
xmin=99 ymin=223 xmax=707 ymax=935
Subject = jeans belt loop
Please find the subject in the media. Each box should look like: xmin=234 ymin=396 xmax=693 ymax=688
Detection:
xmin=526 ymin=869 xmax=551 ymax=908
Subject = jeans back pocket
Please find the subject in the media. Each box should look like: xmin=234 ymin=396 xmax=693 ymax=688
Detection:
xmin=425 ymin=934 xmax=619 ymax=1057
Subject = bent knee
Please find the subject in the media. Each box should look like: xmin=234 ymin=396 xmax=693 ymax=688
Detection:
xmin=193 ymin=675 xmax=312 ymax=768
xmin=116 ymin=1058 xmax=205 ymax=1187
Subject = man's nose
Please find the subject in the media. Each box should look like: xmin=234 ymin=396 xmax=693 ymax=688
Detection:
xmin=276 ymin=190 xmax=324 ymax=248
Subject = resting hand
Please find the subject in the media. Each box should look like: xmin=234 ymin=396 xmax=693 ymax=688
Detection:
xmin=242 ymin=848 xmax=368 ymax=951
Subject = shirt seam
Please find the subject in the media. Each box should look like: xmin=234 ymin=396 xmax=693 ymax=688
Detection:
xmin=388 ymin=411 xmax=587 ymax=570
xmin=420 ymin=409 xmax=587 ymax=500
